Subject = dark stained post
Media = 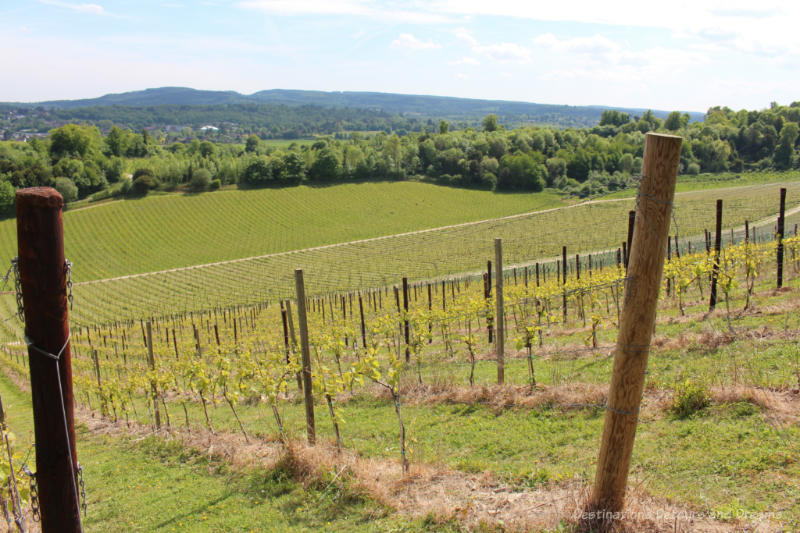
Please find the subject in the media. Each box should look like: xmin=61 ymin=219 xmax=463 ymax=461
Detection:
xmin=626 ymin=210 xmax=636 ymax=269
xmin=402 ymin=277 xmax=410 ymax=362
xmin=777 ymin=187 xmax=786 ymax=288
xmin=294 ymin=269 xmax=315 ymax=445
xmin=16 ymin=187 xmax=82 ymax=533
xmin=708 ymin=200 xmax=723 ymax=312
xmin=589 ymin=133 xmax=681 ymax=520
xmin=358 ymin=292 xmax=367 ymax=349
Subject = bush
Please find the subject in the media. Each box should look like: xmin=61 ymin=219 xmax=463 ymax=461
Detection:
xmin=210 ymin=179 xmax=221 ymax=190
xmin=189 ymin=168 xmax=212 ymax=192
xmin=130 ymin=174 xmax=157 ymax=196
xmin=671 ymin=380 xmax=710 ymax=419
xmin=686 ymin=162 xmax=700 ymax=175
xmin=54 ymin=177 xmax=79 ymax=202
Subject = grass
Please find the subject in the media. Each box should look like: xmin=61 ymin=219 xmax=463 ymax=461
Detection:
xmin=0 ymin=373 xmax=452 ymax=532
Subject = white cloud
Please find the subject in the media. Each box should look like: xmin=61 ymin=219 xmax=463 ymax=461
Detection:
xmin=391 ymin=33 xmax=441 ymax=50
xmin=455 ymin=72 xmax=468 ymax=80
xmin=40 ymin=0 xmax=105 ymax=14
xmin=238 ymin=0 xmax=456 ymax=24
xmin=449 ymin=56 xmax=479 ymax=65
xmin=473 ymin=42 xmax=531 ymax=63
xmin=428 ymin=0 xmax=800 ymax=59
xmin=453 ymin=27 xmax=477 ymax=46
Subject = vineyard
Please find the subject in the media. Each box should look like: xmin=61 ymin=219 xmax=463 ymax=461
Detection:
xmin=2 ymin=178 xmax=800 ymax=339
xmin=1 ymin=173 xmax=800 ymax=531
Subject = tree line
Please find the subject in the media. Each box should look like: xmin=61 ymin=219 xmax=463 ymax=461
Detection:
xmin=1 ymin=101 xmax=799 ymax=214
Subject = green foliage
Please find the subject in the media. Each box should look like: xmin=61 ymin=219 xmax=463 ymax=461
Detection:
xmin=54 ymin=176 xmax=79 ymax=202
xmin=0 ymin=180 xmax=14 ymax=213
xmin=189 ymin=168 xmax=212 ymax=192
xmin=671 ymin=380 xmax=711 ymax=419
xmin=482 ymin=114 xmax=499 ymax=132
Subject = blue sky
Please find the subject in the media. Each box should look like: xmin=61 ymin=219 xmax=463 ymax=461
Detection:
xmin=1 ymin=0 xmax=797 ymax=112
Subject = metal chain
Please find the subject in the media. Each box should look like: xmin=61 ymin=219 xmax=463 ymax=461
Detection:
xmin=23 ymin=465 xmax=40 ymax=522
xmin=65 ymin=260 xmax=74 ymax=310
xmin=77 ymin=462 xmax=87 ymax=517
xmin=10 ymin=258 xmax=74 ymax=321
xmin=11 ymin=257 xmax=23 ymax=321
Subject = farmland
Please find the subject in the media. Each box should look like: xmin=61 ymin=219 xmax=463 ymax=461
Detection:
xmin=2 ymin=175 xmax=800 ymax=334
xmin=1 ymin=171 xmax=800 ymax=531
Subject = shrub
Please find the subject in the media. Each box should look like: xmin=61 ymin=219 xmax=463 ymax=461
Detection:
xmin=130 ymin=174 xmax=157 ymax=196
xmin=54 ymin=177 xmax=79 ymax=202
xmin=686 ymin=162 xmax=701 ymax=175
xmin=210 ymin=179 xmax=221 ymax=190
xmin=671 ymin=380 xmax=710 ymax=419
xmin=189 ymin=168 xmax=212 ymax=192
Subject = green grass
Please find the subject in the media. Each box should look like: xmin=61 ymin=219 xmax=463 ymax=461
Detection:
xmin=0 ymin=374 xmax=452 ymax=532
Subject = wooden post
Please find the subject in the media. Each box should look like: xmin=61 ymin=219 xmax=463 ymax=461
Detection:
xmin=15 ymin=187 xmax=82 ymax=532
xmin=358 ymin=293 xmax=367 ymax=349
xmin=589 ymin=133 xmax=681 ymax=518
xmin=402 ymin=277 xmax=410 ymax=362
xmin=777 ymin=187 xmax=786 ymax=288
xmin=294 ymin=269 xmax=315 ymax=445
xmin=146 ymin=321 xmax=161 ymax=430
xmin=708 ymin=200 xmax=723 ymax=312
xmin=626 ymin=210 xmax=635 ymax=269
xmin=562 ymin=246 xmax=568 ymax=323
xmin=494 ymin=239 xmax=505 ymax=385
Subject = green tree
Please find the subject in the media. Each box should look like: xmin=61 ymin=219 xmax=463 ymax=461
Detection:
xmin=438 ymin=120 xmax=450 ymax=134
xmin=0 ymin=180 xmax=14 ymax=214
xmin=49 ymin=124 xmax=100 ymax=159
xmin=497 ymin=153 xmax=545 ymax=191
xmin=663 ymin=111 xmax=684 ymax=131
xmin=774 ymin=122 xmax=798 ymax=169
xmin=482 ymin=114 xmax=499 ymax=132
xmin=54 ymin=177 xmax=79 ymax=202
xmin=245 ymin=135 xmax=259 ymax=153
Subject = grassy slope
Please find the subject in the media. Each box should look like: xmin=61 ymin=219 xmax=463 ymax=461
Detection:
xmin=0 ymin=182 xmax=565 ymax=281
xmin=0 ymin=374 xmax=448 ymax=533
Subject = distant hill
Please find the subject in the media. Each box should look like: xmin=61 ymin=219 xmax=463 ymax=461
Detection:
xmin=0 ymin=87 xmax=704 ymax=139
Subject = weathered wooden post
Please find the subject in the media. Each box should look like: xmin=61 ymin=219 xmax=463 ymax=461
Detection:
xmin=402 ymin=277 xmax=410 ymax=362
xmin=16 ymin=187 xmax=82 ymax=532
xmin=777 ymin=187 xmax=786 ymax=288
xmin=294 ymin=269 xmax=315 ymax=445
xmin=588 ymin=133 xmax=681 ymax=521
xmin=708 ymin=200 xmax=723 ymax=312
xmin=146 ymin=321 xmax=161 ymax=430
xmin=494 ymin=238 xmax=505 ymax=385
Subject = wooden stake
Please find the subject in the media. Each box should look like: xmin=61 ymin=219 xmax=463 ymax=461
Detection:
xmin=589 ymin=133 xmax=681 ymax=518
xmin=15 ymin=187 xmax=82 ymax=533
xmin=295 ymin=269 xmax=315 ymax=445
xmin=146 ymin=321 xmax=161 ymax=430
xmin=777 ymin=187 xmax=786 ymax=288
xmin=708 ymin=199 xmax=723 ymax=312
xmin=495 ymin=239 xmax=505 ymax=384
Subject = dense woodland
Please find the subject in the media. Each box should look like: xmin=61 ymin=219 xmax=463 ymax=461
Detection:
xmin=1 ymin=102 xmax=799 ymax=214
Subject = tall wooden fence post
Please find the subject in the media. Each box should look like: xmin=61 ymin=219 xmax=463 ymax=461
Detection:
xmin=588 ymin=133 xmax=681 ymax=520
xmin=708 ymin=200 xmax=723 ymax=312
xmin=494 ymin=238 xmax=504 ymax=385
xmin=294 ymin=269 xmax=315 ymax=445
xmin=16 ymin=187 xmax=82 ymax=532
xmin=777 ymin=187 xmax=786 ymax=288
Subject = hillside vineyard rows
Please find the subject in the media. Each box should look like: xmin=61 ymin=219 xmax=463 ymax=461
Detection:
xmin=1 ymin=181 xmax=799 ymax=339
